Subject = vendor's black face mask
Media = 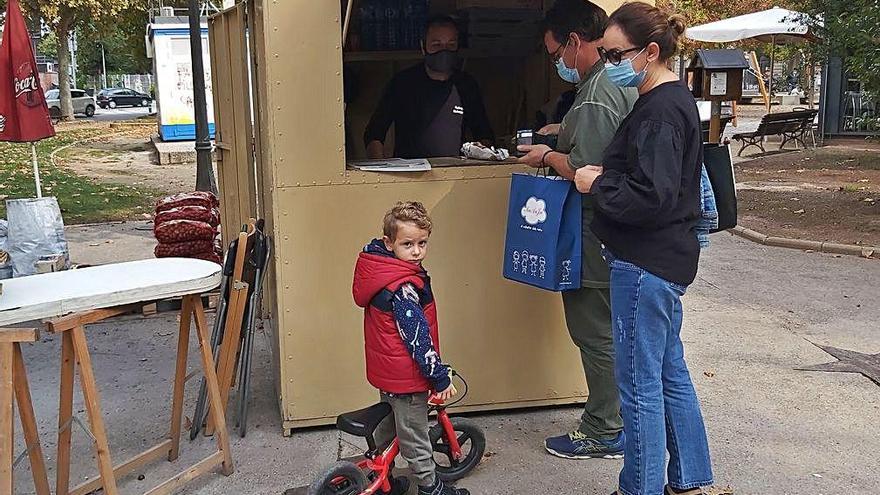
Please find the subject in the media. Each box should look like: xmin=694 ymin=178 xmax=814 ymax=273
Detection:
xmin=424 ymin=49 xmax=460 ymax=74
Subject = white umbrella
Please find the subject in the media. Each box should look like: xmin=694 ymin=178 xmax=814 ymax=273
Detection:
xmin=686 ymin=6 xmax=815 ymax=44
xmin=686 ymin=6 xmax=819 ymax=112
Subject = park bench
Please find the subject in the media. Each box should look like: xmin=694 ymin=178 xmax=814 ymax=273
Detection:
xmin=732 ymin=109 xmax=818 ymax=156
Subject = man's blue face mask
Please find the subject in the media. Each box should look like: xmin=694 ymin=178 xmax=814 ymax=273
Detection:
xmin=554 ymin=40 xmax=580 ymax=84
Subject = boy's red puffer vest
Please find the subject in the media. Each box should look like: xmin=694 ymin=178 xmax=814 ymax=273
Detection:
xmin=353 ymin=249 xmax=440 ymax=394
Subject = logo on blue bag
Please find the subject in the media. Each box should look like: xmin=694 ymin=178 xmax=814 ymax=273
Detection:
xmin=521 ymin=197 xmax=547 ymax=226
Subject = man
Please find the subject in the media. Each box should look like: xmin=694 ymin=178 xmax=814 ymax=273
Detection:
xmin=518 ymin=0 xmax=637 ymax=460
xmin=364 ymin=15 xmax=494 ymax=159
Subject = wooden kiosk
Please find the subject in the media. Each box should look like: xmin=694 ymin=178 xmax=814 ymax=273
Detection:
xmin=208 ymin=0 xmax=630 ymax=432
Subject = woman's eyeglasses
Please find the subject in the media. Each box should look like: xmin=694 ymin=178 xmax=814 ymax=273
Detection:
xmin=599 ymin=46 xmax=643 ymax=66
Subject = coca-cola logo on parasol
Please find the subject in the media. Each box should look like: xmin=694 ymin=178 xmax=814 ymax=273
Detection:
xmin=13 ymin=62 xmax=42 ymax=107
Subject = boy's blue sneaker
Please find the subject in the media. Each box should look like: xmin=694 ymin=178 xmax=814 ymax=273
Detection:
xmin=544 ymin=430 xmax=625 ymax=460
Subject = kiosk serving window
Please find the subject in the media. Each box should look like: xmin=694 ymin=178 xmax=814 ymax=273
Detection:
xmin=340 ymin=0 xmax=568 ymax=167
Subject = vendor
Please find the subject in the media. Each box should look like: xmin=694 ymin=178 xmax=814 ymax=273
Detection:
xmin=363 ymin=15 xmax=495 ymax=159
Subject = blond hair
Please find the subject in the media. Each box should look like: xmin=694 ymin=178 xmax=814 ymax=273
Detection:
xmin=383 ymin=201 xmax=433 ymax=240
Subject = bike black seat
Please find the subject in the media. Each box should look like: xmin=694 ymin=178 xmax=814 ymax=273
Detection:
xmin=336 ymin=402 xmax=392 ymax=440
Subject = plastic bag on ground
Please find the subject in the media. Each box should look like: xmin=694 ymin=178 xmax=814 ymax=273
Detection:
xmin=7 ymin=197 xmax=70 ymax=277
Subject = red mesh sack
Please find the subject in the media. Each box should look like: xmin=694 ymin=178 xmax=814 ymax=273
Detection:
xmin=154 ymin=240 xmax=215 ymax=258
xmin=154 ymin=220 xmax=215 ymax=243
xmin=155 ymin=191 xmax=219 ymax=213
xmin=155 ymin=206 xmax=219 ymax=227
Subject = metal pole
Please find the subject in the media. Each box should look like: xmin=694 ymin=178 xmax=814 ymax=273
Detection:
xmin=101 ymin=43 xmax=107 ymax=89
xmin=31 ymin=143 xmax=43 ymax=199
xmin=188 ymin=0 xmax=218 ymax=194
xmin=69 ymin=31 xmax=77 ymax=87
xmin=767 ymin=35 xmax=776 ymax=114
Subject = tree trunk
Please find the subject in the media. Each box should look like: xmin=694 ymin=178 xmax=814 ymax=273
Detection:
xmin=55 ymin=13 xmax=75 ymax=121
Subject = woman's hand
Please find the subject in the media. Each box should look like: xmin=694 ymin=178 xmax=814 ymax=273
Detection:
xmin=574 ymin=165 xmax=604 ymax=193
xmin=517 ymin=144 xmax=551 ymax=168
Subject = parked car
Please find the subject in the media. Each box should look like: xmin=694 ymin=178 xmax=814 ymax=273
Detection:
xmin=45 ymin=88 xmax=96 ymax=118
xmin=97 ymin=88 xmax=153 ymax=109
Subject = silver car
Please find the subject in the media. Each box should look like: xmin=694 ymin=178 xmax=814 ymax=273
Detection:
xmin=45 ymin=88 xmax=96 ymax=118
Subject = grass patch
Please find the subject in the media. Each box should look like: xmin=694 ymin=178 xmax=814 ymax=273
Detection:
xmin=0 ymin=129 xmax=160 ymax=224
xmin=841 ymin=183 xmax=867 ymax=192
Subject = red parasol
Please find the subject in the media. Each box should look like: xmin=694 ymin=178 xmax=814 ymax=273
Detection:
xmin=0 ymin=0 xmax=57 ymax=197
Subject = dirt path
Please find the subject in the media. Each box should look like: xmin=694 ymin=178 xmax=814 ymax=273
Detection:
xmin=55 ymin=125 xmax=195 ymax=196
xmin=735 ymin=146 xmax=879 ymax=246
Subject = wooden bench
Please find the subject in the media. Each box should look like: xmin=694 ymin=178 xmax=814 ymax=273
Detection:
xmin=732 ymin=109 xmax=818 ymax=156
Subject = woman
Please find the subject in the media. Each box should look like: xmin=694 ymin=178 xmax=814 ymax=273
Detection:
xmin=573 ymin=3 xmax=714 ymax=495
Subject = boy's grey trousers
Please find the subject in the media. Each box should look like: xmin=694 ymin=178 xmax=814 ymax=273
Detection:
xmin=374 ymin=390 xmax=436 ymax=487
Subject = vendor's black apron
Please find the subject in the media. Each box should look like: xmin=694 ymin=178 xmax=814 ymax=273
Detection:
xmin=418 ymin=86 xmax=464 ymax=157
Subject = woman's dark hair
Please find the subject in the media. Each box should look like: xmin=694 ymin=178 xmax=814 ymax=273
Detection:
xmin=544 ymin=0 xmax=609 ymax=44
xmin=608 ymin=2 xmax=686 ymax=61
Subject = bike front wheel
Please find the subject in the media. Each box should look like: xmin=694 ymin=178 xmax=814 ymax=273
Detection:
xmin=306 ymin=460 xmax=368 ymax=495
xmin=429 ymin=417 xmax=486 ymax=482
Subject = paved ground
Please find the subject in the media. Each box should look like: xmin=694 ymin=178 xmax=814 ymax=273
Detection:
xmin=11 ymin=227 xmax=878 ymax=494
xmin=91 ymin=106 xmax=154 ymax=122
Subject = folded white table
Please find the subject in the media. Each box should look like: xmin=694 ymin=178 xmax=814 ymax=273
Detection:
xmin=0 ymin=258 xmax=233 ymax=495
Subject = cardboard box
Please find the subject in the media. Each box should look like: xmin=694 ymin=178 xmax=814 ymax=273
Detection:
xmin=34 ymin=254 xmax=66 ymax=274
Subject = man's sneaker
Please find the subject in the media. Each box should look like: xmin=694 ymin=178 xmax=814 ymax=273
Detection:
xmin=417 ymin=478 xmax=470 ymax=495
xmin=380 ymin=475 xmax=410 ymax=495
xmin=544 ymin=430 xmax=625 ymax=460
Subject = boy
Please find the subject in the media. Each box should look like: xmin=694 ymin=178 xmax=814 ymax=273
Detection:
xmin=353 ymin=201 xmax=468 ymax=495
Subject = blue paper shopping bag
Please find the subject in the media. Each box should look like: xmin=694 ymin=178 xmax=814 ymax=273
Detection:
xmin=503 ymin=173 xmax=582 ymax=291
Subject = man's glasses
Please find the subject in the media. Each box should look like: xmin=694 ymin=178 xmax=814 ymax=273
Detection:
xmin=550 ymin=44 xmax=565 ymax=63
xmin=599 ymin=46 xmax=643 ymax=66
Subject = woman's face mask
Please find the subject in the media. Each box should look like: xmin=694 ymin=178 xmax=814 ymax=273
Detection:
xmin=555 ymin=40 xmax=580 ymax=84
xmin=605 ymin=47 xmax=648 ymax=88
xmin=425 ymin=49 xmax=460 ymax=74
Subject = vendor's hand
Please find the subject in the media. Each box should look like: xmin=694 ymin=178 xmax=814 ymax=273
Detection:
xmin=517 ymin=144 xmax=551 ymax=168
xmin=434 ymin=383 xmax=458 ymax=402
xmin=574 ymin=165 xmax=603 ymax=193
xmin=366 ymin=140 xmax=385 ymax=160
xmin=537 ymin=123 xmax=560 ymax=135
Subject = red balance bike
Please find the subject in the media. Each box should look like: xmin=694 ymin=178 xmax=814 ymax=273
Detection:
xmin=307 ymin=372 xmax=485 ymax=495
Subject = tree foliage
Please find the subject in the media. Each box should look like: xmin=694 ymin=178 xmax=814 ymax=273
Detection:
xmin=798 ymin=0 xmax=880 ymax=97
xmin=657 ymin=0 xmax=880 ymax=97
xmin=31 ymin=0 xmax=148 ymax=120
xmin=75 ymin=8 xmax=152 ymax=88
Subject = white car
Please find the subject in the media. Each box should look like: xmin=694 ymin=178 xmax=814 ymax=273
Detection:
xmin=45 ymin=88 xmax=96 ymax=118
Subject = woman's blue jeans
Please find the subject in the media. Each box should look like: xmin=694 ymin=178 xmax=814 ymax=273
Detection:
xmin=605 ymin=252 xmax=713 ymax=495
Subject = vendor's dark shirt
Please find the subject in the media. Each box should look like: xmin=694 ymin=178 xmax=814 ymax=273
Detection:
xmin=590 ymin=81 xmax=703 ymax=286
xmin=364 ymin=64 xmax=494 ymax=158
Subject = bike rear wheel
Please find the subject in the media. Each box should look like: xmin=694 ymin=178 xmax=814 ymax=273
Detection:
xmin=306 ymin=461 xmax=368 ymax=495
xmin=429 ymin=417 xmax=486 ymax=482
